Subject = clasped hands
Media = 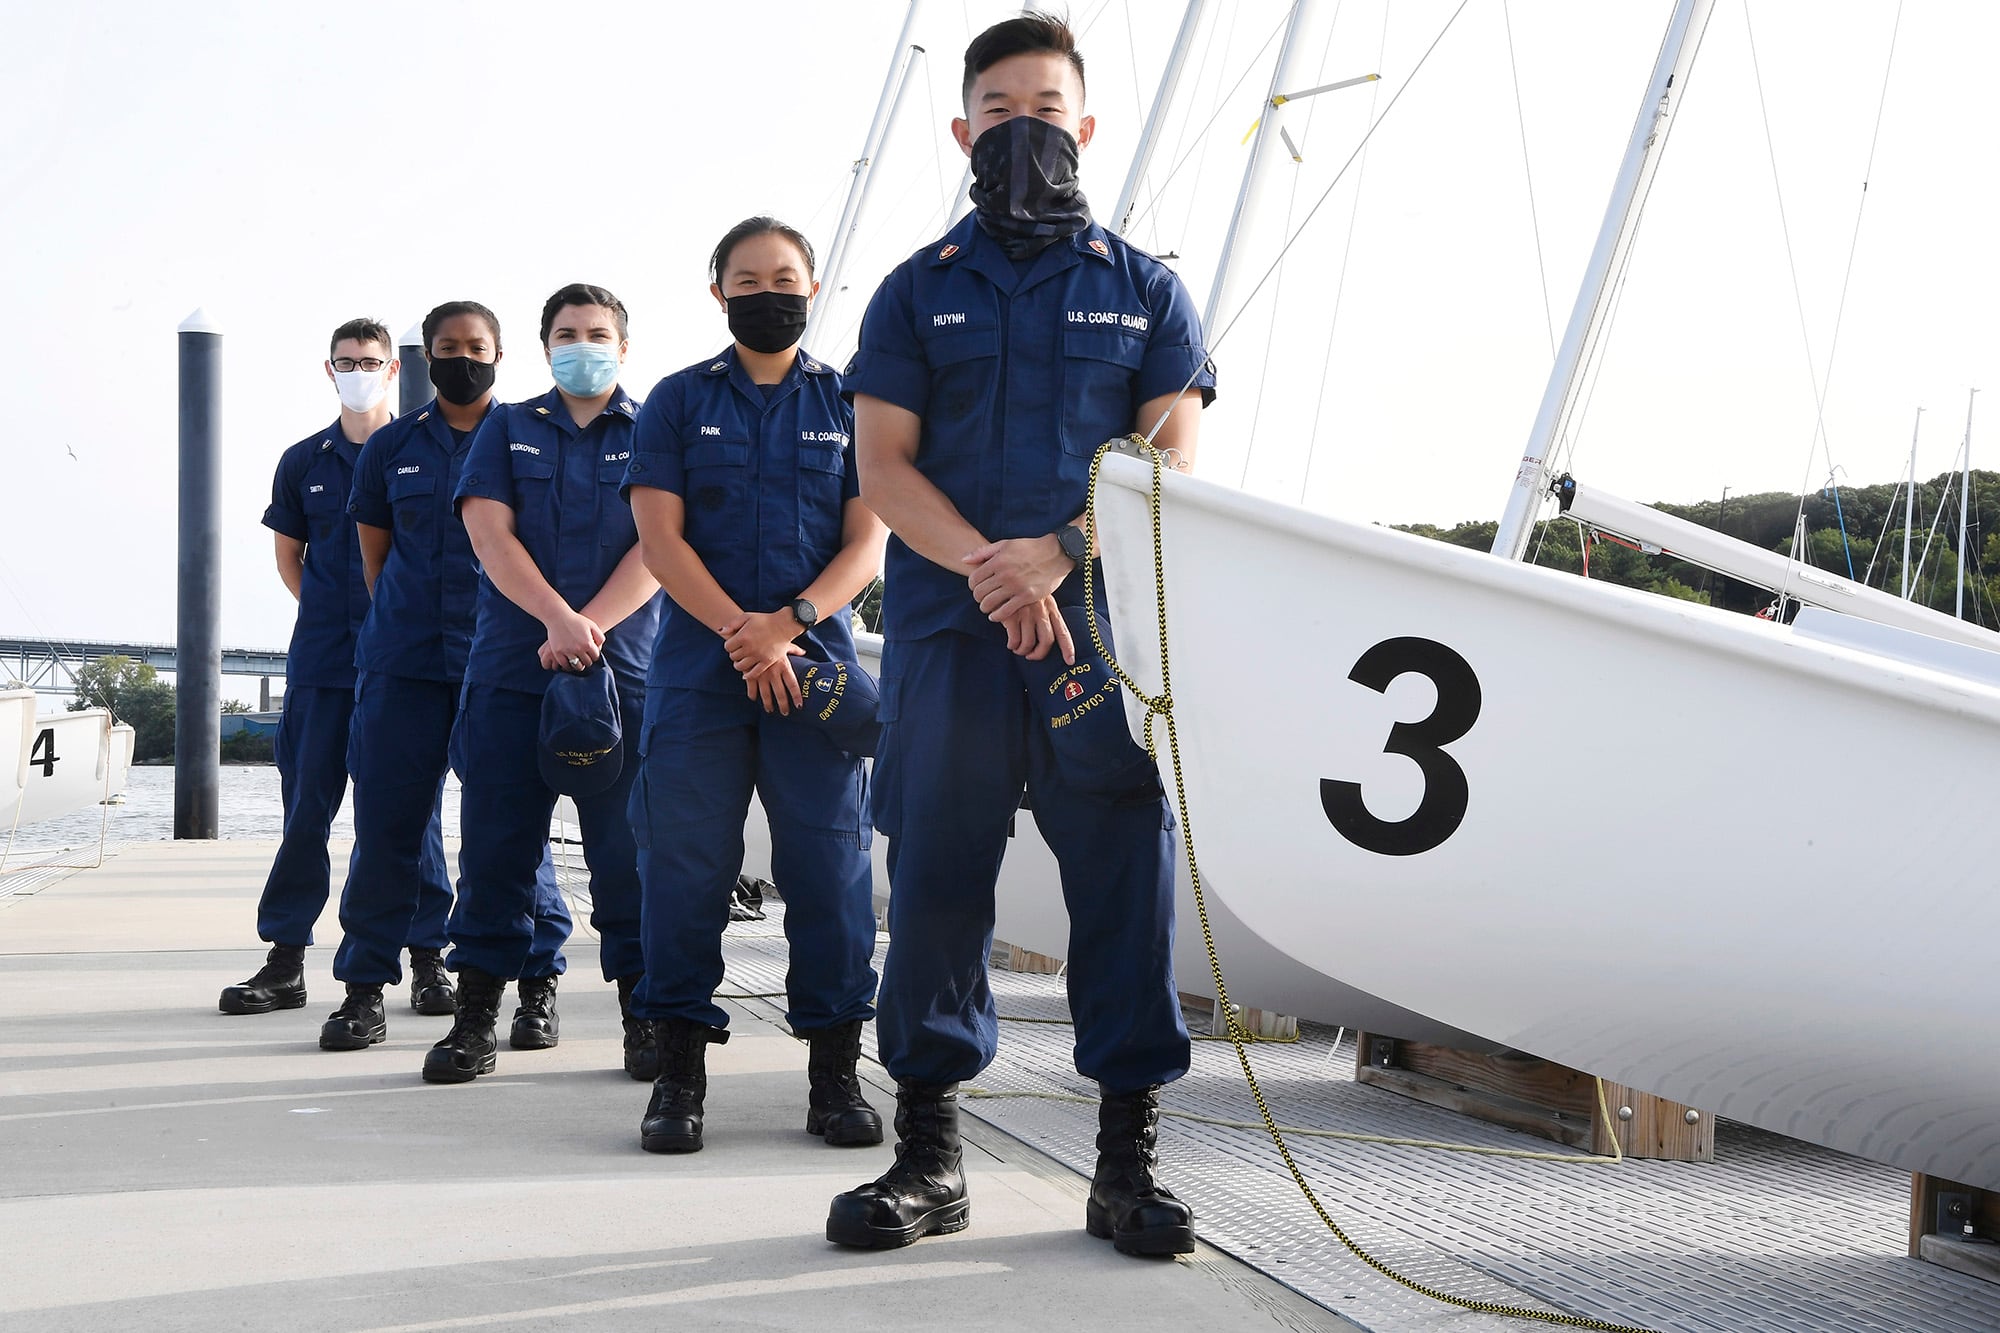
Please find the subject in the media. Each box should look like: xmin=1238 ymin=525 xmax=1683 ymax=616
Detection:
xmin=538 ymin=608 xmax=605 ymax=673
xmin=965 ymin=535 xmax=1075 ymax=664
xmin=723 ymin=611 xmax=806 ymax=715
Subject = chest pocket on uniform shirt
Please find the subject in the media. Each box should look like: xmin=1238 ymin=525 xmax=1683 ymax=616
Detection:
xmin=796 ymin=440 xmax=848 ymax=545
xmin=1059 ymin=326 xmax=1147 ymax=456
xmin=918 ymin=324 xmax=1000 ymax=457
xmin=303 ymin=483 xmax=345 ymax=543
xmin=682 ymin=439 xmax=752 ymax=547
xmin=388 ymin=473 xmax=437 ymax=538
xmin=597 ymin=455 xmax=636 ymax=546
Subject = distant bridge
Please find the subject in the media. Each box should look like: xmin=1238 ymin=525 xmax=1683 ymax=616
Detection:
xmin=0 ymin=636 xmax=290 ymax=696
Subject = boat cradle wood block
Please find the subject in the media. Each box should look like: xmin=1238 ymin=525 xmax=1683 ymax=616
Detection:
xmin=1355 ymin=1033 xmax=1714 ymax=1161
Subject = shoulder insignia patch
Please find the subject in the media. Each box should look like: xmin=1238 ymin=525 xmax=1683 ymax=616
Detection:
xmin=1088 ymin=238 xmax=1110 ymax=257
xmin=938 ymin=243 xmax=959 ymax=260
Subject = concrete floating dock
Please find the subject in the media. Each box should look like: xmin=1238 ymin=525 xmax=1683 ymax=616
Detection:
xmin=8 ymin=840 xmax=2000 ymax=1331
xmin=0 ymin=841 xmax=1348 ymax=1332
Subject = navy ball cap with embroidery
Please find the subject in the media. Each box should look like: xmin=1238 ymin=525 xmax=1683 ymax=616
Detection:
xmin=538 ymin=663 xmax=623 ymax=797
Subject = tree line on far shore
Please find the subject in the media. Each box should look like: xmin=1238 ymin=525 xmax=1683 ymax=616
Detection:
xmin=1398 ymin=471 xmax=2000 ymax=625
xmin=68 ymin=657 xmax=269 ymax=764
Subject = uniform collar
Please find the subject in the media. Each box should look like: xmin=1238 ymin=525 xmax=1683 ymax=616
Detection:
xmin=319 ymin=418 xmax=367 ymax=461
xmin=527 ymin=384 xmax=638 ymax=434
xmin=410 ymin=398 xmax=488 ymax=453
xmin=925 ymin=210 xmax=1108 ymax=292
xmin=699 ymin=344 xmax=832 ymax=412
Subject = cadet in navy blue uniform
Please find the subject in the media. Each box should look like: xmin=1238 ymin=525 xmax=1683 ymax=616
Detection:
xmin=220 ymin=318 xmax=401 ymax=1017
xmin=624 ymin=218 xmax=888 ymax=1155
xmin=827 ymin=16 xmax=1214 ymax=1256
xmin=319 ymin=301 xmax=570 ymax=1053
xmin=423 ymin=283 xmax=664 ymax=1085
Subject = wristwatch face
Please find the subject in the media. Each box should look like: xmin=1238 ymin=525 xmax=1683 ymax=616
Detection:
xmin=1057 ymin=525 xmax=1088 ymax=565
xmin=791 ymin=598 xmax=819 ymax=627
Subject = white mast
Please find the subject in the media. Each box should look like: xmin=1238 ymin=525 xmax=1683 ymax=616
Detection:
xmin=805 ymin=0 xmax=926 ymax=350
xmin=1903 ymin=407 xmax=1923 ymax=599
xmin=1203 ymin=0 xmax=1322 ymax=338
xmin=1956 ymin=388 xmax=1979 ymax=619
xmin=1111 ymin=0 xmax=1208 ymax=237
xmin=1491 ymin=0 xmax=1717 ymax=562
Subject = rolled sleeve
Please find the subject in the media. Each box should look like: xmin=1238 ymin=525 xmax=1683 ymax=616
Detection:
xmin=261 ymin=450 xmax=308 ymax=539
xmin=843 ymin=270 xmax=930 ymax=418
xmin=347 ymin=430 xmax=393 ymax=529
xmin=621 ymin=378 xmax=686 ymax=501
xmin=1137 ymin=270 xmax=1217 ymax=408
xmin=453 ymin=406 xmax=517 ymax=513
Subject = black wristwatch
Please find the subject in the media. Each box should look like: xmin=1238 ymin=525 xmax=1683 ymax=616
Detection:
xmin=788 ymin=597 xmax=820 ymax=630
xmin=1054 ymin=523 xmax=1089 ymax=571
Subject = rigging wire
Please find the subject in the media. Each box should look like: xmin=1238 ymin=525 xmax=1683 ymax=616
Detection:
xmin=1123 ymin=6 xmax=1288 ymax=236
xmin=1237 ymin=0 xmax=1346 ymax=490
xmin=1502 ymin=0 xmax=1557 ymax=360
xmin=1298 ymin=3 xmax=1389 ymax=506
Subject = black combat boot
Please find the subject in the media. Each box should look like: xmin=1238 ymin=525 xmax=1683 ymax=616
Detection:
xmin=1086 ymin=1085 xmax=1195 ymax=1256
xmin=219 ymin=944 xmax=307 ymax=1015
xmin=826 ymin=1082 xmax=969 ymax=1248
xmin=319 ymin=983 xmax=386 ymax=1050
xmin=509 ymin=974 xmax=560 ymax=1049
xmin=616 ymin=974 xmax=659 ymax=1082
xmin=407 ymin=947 xmax=456 ymax=1016
xmin=802 ymin=1020 xmax=883 ymax=1146
xmin=640 ymin=1018 xmax=729 ymax=1153
xmin=422 ymin=964 xmax=505 ymax=1084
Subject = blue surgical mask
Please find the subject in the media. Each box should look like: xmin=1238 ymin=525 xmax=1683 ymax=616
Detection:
xmin=549 ymin=342 xmax=620 ymax=397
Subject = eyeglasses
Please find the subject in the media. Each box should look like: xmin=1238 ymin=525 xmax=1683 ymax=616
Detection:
xmin=331 ymin=357 xmax=387 ymax=373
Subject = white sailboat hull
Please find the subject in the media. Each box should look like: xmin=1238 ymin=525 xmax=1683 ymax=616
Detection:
xmin=4 ymin=691 xmax=118 ymax=828
xmin=1094 ymin=454 xmax=2000 ymax=1189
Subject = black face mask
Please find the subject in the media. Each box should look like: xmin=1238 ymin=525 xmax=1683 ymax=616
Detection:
xmin=726 ymin=290 xmax=810 ymax=355
xmin=427 ymin=355 xmax=497 ymax=406
xmin=968 ymin=115 xmax=1091 ymax=260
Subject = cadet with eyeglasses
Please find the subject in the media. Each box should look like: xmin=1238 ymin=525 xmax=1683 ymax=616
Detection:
xmin=221 ymin=319 xmax=448 ymax=1018
xmin=423 ymin=283 xmax=664 ymax=1085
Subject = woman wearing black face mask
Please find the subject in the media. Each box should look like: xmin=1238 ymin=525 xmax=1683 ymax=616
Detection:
xmin=322 ymin=302 xmax=573 ymax=1056
xmin=621 ymin=218 xmax=890 ymax=1154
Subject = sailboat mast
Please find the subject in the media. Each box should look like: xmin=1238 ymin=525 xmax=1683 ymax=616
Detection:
xmin=1903 ymin=407 xmax=1923 ymax=599
xmin=1490 ymin=0 xmax=1716 ymax=562
xmin=1202 ymin=0 xmax=1324 ymax=338
xmin=804 ymin=0 xmax=926 ymax=351
xmin=1956 ymin=388 xmax=1979 ymax=618
xmin=1112 ymin=0 xmax=1209 ymax=237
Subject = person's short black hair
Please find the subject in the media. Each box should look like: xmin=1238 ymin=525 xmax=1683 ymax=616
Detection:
xmin=328 ymin=317 xmax=392 ymax=358
xmin=709 ymin=217 xmax=817 ymax=284
xmin=539 ymin=284 xmax=629 ymax=345
xmin=962 ymin=11 xmax=1086 ymax=111
xmin=422 ymin=300 xmax=502 ymax=357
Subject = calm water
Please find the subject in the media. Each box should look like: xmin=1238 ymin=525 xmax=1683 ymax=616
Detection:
xmin=7 ymin=765 xmax=464 ymax=851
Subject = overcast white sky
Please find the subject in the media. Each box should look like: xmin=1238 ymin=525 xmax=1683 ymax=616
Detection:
xmin=2 ymin=0 xmax=1993 ymax=665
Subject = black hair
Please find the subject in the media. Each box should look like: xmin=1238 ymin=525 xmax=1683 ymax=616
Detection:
xmin=539 ymin=283 xmax=629 ymax=346
xmin=328 ymin=317 xmax=392 ymax=358
xmin=962 ymin=11 xmax=1086 ymax=111
xmin=422 ymin=300 xmax=502 ymax=357
xmin=709 ymin=217 xmax=817 ymax=284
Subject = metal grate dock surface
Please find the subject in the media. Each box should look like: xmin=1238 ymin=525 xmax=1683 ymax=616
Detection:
xmin=669 ymin=883 xmax=2000 ymax=1333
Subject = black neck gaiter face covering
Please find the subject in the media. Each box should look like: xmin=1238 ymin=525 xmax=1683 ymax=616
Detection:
xmin=968 ymin=115 xmax=1091 ymax=260
xmin=428 ymin=355 xmax=497 ymax=407
xmin=726 ymin=290 xmax=810 ymax=355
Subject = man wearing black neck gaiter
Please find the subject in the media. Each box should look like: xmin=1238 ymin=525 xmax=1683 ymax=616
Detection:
xmin=830 ymin=11 xmax=1218 ymax=1260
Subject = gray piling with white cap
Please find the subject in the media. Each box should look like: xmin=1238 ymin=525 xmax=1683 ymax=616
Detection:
xmin=399 ymin=320 xmax=432 ymax=415
xmin=174 ymin=308 xmax=222 ymax=839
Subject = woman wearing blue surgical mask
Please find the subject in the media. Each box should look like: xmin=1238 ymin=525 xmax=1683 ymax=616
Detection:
xmin=427 ymin=283 xmax=666 ymax=1087
xmin=623 ymin=217 xmax=889 ymax=1155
